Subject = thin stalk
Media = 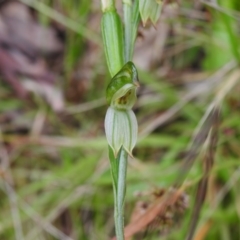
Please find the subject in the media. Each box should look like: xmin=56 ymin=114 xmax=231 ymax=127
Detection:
xmin=115 ymin=149 xmax=128 ymax=240
xmin=109 ymin=146 xmax=128 ymax=240
xmin=123 ymin=0 xmax=132 ymax=62
xmin=123 ymin=0 xmax=140 ymax=62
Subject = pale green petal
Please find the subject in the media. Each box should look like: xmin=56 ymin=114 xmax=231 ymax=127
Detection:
xmin=105 ymin=107 xmax=138 ymax=157
xmin=122 ymin=109 xmax=138 ymax=156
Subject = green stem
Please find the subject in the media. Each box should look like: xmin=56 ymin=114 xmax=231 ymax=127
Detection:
xmin=115 ymin=149 xmax=128 ymax=240
xmin=109 ymin=146 xmax=128 ymax=240
xmin=123 ymin=0 xmax=140 ymax=62
xmin=123 ymin=0 xmax=132 ymax=62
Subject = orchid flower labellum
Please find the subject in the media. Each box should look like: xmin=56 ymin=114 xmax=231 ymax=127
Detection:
xmin=104 ymin=61 xmax=139 ymax=157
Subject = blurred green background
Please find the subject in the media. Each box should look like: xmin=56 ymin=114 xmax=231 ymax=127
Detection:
xmin=0 ymin=0 xmax=240 ymax=239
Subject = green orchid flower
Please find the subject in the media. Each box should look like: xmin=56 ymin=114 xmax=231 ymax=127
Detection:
xmin=104 ymin=61 xmax=139 ymax=156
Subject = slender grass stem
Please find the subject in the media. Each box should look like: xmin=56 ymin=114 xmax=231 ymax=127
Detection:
xmin=221 ymin=13 xmax=240 ymax=63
